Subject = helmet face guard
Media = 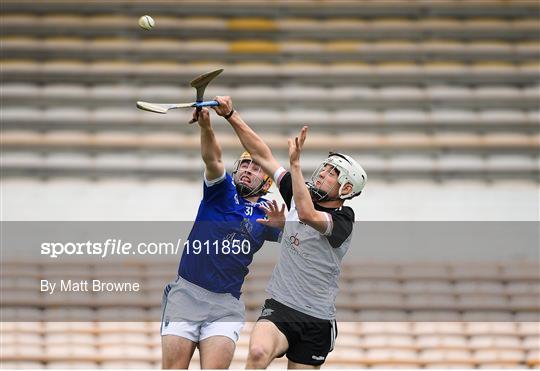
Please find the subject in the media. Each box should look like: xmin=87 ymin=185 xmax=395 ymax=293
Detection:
xmin=306 ymin=162 xmax=341 ymax=202
xmin=232 ymin=158 xmax=271 ymax=198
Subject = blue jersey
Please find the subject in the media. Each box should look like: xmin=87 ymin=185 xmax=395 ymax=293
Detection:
xmin=178 ymin=172 xmax=281 ymax=299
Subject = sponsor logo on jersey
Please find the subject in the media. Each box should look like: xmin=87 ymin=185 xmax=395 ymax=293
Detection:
xmin=289 ymin=232 xmax=300 ymax=247
xmin=240 ymin=218 xmax=254 ymax=235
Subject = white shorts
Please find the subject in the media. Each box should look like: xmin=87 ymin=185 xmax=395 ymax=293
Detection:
xmin=160 ymin=275 xmax=245 ymax=343
xmin=161 ymin=320 xmax=243 ymax=343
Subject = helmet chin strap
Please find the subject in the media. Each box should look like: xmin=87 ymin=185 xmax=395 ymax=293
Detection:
xmin=307 ymin=183 xmax=341 ymax=202
xmin=235 ymin=182 xmax=257 ymax=198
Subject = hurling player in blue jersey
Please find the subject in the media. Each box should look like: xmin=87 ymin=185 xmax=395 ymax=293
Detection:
xmin=161 ymin=108 xmax=285 ymax=369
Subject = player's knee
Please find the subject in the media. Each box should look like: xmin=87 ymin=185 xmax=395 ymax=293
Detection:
xmin=248 ymin=344 xmax=271 ymax=366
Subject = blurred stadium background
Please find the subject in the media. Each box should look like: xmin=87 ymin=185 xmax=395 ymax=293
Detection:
xmin=0 ymin=0 xmax=539 ymax=369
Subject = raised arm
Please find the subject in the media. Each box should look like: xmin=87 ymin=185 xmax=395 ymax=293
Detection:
xmin=212 ymin=96 xmax=281 ymax=180
xmin=193 ymin=108 xmax=225 ymax=181
xmin=288 ymin=126 xmax=332 ymax=235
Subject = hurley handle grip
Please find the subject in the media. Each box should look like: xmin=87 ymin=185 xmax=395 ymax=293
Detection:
xmin=193 ymin=100 xmax=220 ymax=108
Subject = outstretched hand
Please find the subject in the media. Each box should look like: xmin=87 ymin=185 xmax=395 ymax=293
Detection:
xmin=288 ymin=125 xmax=308 ymax=165
xmin=256 ymin=200 xmax=286 ymax=230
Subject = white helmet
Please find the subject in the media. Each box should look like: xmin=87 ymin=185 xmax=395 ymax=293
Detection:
xmin=307 ymin=152 xmax=367 ymax=201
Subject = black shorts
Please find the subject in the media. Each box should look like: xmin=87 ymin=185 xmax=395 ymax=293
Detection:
xmin=257 ymin=298 xmax=338 ymax=366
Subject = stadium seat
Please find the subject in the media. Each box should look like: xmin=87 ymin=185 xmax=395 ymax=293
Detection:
xmin=473 ymin=349 xmax=525 ymax=363
xmin=469 ymin=335 xmax=522 ymax=350
xmin=46 ymin=362 xmax=101 ymax=369
xmin=0 ymin=362 xmax=44 ymax=369
xmin=414 ymin=322 xmax=464 ymax=335
xmin=235 ymin=85 xmax=280 ymax=100
xmin=43 ymin=308 xmax=96 ymax=321
xmin=517 ymin=322 xmax=540 ymax=336
xmin=403 ymin=280 xmax=453 ymax=294
xmin=399 ymin=264 xmax=451 ymax=280
xmin=363 ymin=334 xmax=415 ymax=348
xmin=465 ymin=322 xmax=517 ymax=336
xmin=418 ymin=349 xmax=472 ymax=363
xmin=425 ymin=364 xmax=479 ymax=369
xmin=360 ymin=322 xmax=412 ymax=335
xmin=365 ymin=348 xmax=418 ymax=362
xmin=478 ymin=364 xmax=527 ymax=369
xmin=101 ymin=361 xmax=156 ymax=368
xmin=502 ymin=263 xmax=540 ymax=280
xmin=357 ymin=310 xmax=409 ymax=322
xmin=416 ymin=335 xmax=468 ymax=349
xmin=462 ymin=312 xmax=515 ymax=322
xmin=408 ymin=311 xmax=462 ymax=322
xmin=45 ymin=344 xmax=95 ymax=357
